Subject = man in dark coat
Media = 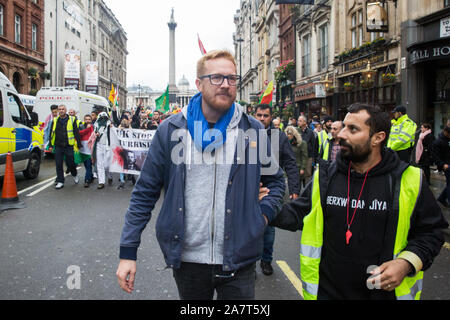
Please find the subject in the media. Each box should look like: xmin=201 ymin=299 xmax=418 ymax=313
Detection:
xmin=432 ymin=126 xmax=450 ymax=207
xmin=255 ymin=103 xmax=300 ymax=276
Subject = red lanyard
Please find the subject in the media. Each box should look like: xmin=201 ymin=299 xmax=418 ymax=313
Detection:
xmin=346 ymin=161 xmax=372 ymax=245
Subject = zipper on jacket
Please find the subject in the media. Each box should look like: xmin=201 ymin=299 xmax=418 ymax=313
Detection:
xmin=211 ymin=155 xmax=217 ymax=264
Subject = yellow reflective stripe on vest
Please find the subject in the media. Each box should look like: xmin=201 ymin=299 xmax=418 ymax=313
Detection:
xmin=300 ymin=169 xmax=323 ymax=300
xmin=394 ymin=165 xmax=423 ymax=300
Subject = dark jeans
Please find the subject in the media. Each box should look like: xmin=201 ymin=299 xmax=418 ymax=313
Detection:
xmin=172 ymin=262 xmax=256 ymax=300
xmin=84 ymin=158 xmax=93 ymax=183
xmin=262 ymin=226 xmax=275 ymax=263
xmin=55 ymin=145 xmax=77 ymax=183
xmin=438 ymin=169 xmax=450 ymax=204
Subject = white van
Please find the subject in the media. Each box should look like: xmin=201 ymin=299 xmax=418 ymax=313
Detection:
xmin=34 ymin=87 xmax=110 ymax=122
xmin=0 ymin=72 xmax=44 ymax=179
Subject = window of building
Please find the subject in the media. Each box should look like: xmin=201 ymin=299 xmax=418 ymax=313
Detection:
xmin=0 ymin=5 xmax=4 ymax=36
xmin=318 ymin=23 xmax=329 ymax=71
xmin=302 ymin=35 xmax=311 ymax=77
xmin=15 ymin=14 xmax=22 ymax=44
xmin=32 ymin=24 xmax=37 ymax=50
xmin=351 ymin=9 xmax=363 ymax=48
xmin=445 ymin=0 xmax=450 ymax=7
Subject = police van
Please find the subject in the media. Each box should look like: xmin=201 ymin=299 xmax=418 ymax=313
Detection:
xmin=0 ymin=72 xmax=44 ymax=179
xmin=34 ymin=87 xmax=109 ymax=122
xmin=19 ymin=94 xmax=36 ymax=110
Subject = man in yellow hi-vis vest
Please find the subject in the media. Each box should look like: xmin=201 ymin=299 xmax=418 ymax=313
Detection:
xmin=271 ymin=104 xmax=448 ymax=300
xmin=49 ymin=105 xmax=82 ymax=189
xmin=387 ymin=105 xmax=417 ymax=162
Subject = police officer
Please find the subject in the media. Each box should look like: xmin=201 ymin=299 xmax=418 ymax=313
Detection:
xmin=387 ymin=105 xmax=417 ymax=162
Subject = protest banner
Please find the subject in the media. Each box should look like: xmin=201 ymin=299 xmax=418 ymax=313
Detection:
xmin=109 ymin=127 xmax=156 ymax=175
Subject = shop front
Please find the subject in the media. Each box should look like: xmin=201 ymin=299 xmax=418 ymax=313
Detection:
xmin=334 ymin=38 xmax=400 ymax=120
xmin=402 ymin=7 xmax=450 ymax=133
xmin=294 ymin=82 xmax=332 ymax=120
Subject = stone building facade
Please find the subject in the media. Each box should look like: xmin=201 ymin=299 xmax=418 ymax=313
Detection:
xmin=44 ymin=0 xmax=127 ymax=109
xmin=234 ymin=0 xmax=280 ymax=108
xmin=0 ymin=0 xmax=45 ymax=94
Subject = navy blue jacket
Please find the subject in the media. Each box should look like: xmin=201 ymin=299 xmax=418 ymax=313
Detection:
xmin=119 ymin=111 xmax=286 ymax=271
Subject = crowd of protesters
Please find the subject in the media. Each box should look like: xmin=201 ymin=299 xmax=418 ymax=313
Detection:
xmin=44 ymin=103 xmax=170 ymax=190
xmin=40 ymin=86 xmax=450 ymax=299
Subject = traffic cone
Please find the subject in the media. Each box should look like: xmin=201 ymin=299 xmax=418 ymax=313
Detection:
xmin=0 ymin=152 xmax=26 ymax=212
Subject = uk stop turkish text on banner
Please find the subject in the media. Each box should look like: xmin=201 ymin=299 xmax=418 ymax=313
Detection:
xmin=109 ymin=127 xmax=156 ymax=175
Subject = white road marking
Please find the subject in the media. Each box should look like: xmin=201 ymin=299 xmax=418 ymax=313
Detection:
xmin=27 ymin=181 xmax=56 ymax=197
xmin=21 ymin=167 xmax=81 ymax=197
xmin=18 ymin=176 xmax=57 ymax=195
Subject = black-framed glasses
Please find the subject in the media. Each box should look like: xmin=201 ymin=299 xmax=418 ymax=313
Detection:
xmin=199 ymin=74 xmax=241 ymax=86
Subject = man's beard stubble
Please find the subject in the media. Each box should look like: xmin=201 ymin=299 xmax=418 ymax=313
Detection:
xmin=339 ymin=139 xmax=372 ymax=163
xmin=203 ymin=89 xmax=235 ymax=113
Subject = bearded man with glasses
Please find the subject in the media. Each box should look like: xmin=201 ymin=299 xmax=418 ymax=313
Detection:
xmin=117 ymin=50 xmax=285 ymax=300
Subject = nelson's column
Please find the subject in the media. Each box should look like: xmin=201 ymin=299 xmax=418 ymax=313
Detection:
xmin=168 ymin=8 xmax=178 ymax=103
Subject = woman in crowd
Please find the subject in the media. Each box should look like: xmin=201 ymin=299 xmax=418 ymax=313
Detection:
xmin=414 ymin=122 xmax=435 ymax=185
xmin=285 ymin=125 xmax=308 ymax=190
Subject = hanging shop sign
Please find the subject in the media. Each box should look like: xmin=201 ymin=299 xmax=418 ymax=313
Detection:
xmin=367 ymin=2 xmax=389 ymax=33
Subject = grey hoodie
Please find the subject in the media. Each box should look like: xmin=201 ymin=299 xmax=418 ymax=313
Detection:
xmin=180 ymin=103 xmax=243 ymax=265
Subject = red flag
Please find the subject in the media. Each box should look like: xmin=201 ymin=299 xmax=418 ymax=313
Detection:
xmin=197 ymin=33 xmax=207 ymax=55
xmin=259 ymin=81 xmax=274 ymax=106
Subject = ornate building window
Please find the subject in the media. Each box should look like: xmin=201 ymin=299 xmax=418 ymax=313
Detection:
xmin=318 ymin=23 xmax=329 ymax=71
xmin=351 ymin=9 xmax=363 ymax=48
xmin=302 ymin=34 xmax=311 ymax=77
xmin=15 ymin=14 xmax=22 ymax=44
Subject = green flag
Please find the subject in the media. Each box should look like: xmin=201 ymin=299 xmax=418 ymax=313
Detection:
xmin=155 ymin=85 xmax=170 ymax=113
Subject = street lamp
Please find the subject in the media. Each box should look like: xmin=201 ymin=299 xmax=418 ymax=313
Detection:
xmin=235 ymin=37 xmax=244 ymax=102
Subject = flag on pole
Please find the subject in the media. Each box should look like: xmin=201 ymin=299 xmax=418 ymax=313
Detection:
xmin=109 ymin=84 xmax=116 ymax=104
xmin=114 ymin=86 xmax=119 ymax=107
xmin=197 ymin=33 xmax=207 ymax=55
xmin=259 ymin=81 xmax=274 ymax=106
xmin=155 ymin=85 xmax=170 ymax=113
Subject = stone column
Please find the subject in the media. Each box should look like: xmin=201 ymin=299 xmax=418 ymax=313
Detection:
xmin=168 ymin=8 xmax=178 ymax=103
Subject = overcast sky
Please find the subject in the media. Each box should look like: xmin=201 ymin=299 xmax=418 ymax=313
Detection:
xmin=103 ymin=0 xmax=241 ymax=92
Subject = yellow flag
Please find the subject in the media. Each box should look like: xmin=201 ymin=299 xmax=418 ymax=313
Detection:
xmin=109 ymin=84 xmax=116 ymax=104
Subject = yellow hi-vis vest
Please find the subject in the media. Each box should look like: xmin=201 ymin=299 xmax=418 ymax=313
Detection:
xmin=317 ymin=130 xmax=330 ymax=156
xmin=300 ymin=165 xmax=424 ymax=300
xmin=51 ymin=116 xmax=76 ymax=146
xmin=321 ymin=138 xmax=331 ymax=161
xmin=387 ymin=115 xmax=417 ymax=151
